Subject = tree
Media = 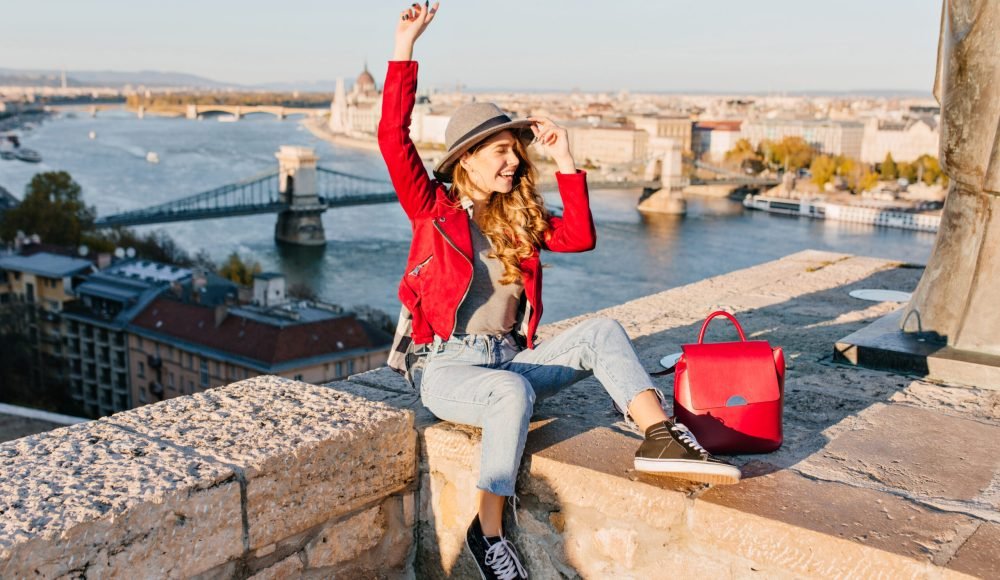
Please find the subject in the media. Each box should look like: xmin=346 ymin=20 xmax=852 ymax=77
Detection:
xmin=859 ymin=169 xmax=881 ymax=192
xmin=915 ymin=154 xmax=945 ymax=185
xmin=724 ymin=138 xmax=761 ymax=165
xmin=760 ymin=137 xmax=815 ymax=172
xmin=880 ymin=153 xmax=898 ymax=180
xmin=219 ymin=252 xmax=263 ymax=286
xmin=810 ymin=155 xmax=838 ymax=187
xmin=0 ymin=171 xmax=96 ymax=245
xmin=897 ymin=161 xmax=917 ymax=184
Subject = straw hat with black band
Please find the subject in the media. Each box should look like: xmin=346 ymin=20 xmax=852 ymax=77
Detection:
xmin=433 ymin=102 xmax=534 ymax=182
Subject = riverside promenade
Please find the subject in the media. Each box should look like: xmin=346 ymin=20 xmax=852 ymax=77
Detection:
xmin=1 ymin=250 xmax=996 ymax=578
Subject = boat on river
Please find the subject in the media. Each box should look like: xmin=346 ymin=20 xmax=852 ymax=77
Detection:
xmin=146 ymin=151 xmax=160 ymax=164
xmin=743 ymin=194 xmax=940 ymax=233
xmin=14 ymin=148 xmax=42 ymax=163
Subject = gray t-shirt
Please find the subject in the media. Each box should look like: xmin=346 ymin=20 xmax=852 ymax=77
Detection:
xmin=454 ymin=222 xmax=524 ymax=336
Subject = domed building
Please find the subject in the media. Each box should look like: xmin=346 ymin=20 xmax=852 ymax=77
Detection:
xmin=354 ymin=64 xmax=377 ymax=98
xmin=329 ymin=62 xmax=383 ymax=137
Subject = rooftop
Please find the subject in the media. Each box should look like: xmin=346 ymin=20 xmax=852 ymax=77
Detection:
xmin=104 ymin=259 xmax=191 ymax=283
xmin=129 ymin=297 xmax=392 ymax=368
xmin=0 ymin=252 xmax=94 ymax=278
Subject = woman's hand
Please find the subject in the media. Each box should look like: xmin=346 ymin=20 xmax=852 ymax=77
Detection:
xmin=393 ymin=2 xmax=440 ymax=61
xmin=528 ymin=117 xmax=576 ymax=174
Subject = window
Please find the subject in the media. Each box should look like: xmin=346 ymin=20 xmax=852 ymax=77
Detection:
xmin=188 ymin=379 xmax=194 ymax=394
xmin=168 ymin=372 xmax=175 ymax=390
xmin=294 ymin=374 xmax=303 ymax=381
xmin=200 ymin=359 xmax=209 ymax=387
xmin=138 ymin=361 xmax=145 ymax=378
xmin=348 ymin=360 xmax=355 ymax=375
xmin=336 ymin=362 xmax=343 ymax=377
xmin=186 ymin=353 xmax=193 ymax=369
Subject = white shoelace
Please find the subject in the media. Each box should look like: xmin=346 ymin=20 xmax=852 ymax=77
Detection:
xmin=671 ymin=422 xmax=709 ymax=456
xmin=508 ymin=494 xmax=519 ymax=526
xmin=484 ymin=537 xmax=528 ymax=580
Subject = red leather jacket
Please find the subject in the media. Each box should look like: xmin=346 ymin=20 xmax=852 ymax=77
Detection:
xmin=378 ymin=61 xmax=596 ymax=349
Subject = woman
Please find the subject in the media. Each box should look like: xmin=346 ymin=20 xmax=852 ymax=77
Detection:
xmin=379 ymin=3 xmax=740 ymax=577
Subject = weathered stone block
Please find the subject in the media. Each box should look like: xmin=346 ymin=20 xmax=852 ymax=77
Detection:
xmin=106 ymin=376 xmax=416 ymax=549
xmin=0 ymin=421 xmax=242 ymax=578
xmin=305 ymin=493 xmax=413 ymax=579
xmin=947 ymin=522 xmax=1000 ymax=579
xmin=701 ymin=468 xmax=979 ymax=567
xmin=304 ymin=504 xmax=384 ymax=568
xmin=248 ymin=553 xmax=303 ymax=580
xmin=798 ymin=403 xmax=1000 ymax=502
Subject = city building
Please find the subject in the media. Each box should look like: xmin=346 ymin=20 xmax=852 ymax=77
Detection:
xmin=628 ymin=115 xmax=693 ymax=153
xmin=409 ymin=102 xmax=451 ymax=146
xmin=566 ymin=123 xmax=649 ymax=166
xmin=741 ymin=119 xmax=865 ymax=160
xmin=860 ymin=117 xmax=939 ymax=164
xmin=60 ymin=260 xmax=236 ymax=417
xmin=0 ymin=252 xmax=96 ymax=393
xmin=126 ymin=273 xmax=392 ymax=407
xmin=692 ymin=120 xmax=744 ymax=161
xmin=329 ymin=64 xmax=383 ymax=137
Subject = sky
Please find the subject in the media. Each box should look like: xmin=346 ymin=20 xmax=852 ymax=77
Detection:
xmin=1 ymin=0 xmax=942 ymax=93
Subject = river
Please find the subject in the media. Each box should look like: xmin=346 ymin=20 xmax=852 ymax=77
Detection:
xmin=0 ymin=109 xmax=935 ymax=323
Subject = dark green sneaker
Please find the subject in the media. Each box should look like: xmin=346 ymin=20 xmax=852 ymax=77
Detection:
xmin=634 ymin=420 xmax=741 ymax=485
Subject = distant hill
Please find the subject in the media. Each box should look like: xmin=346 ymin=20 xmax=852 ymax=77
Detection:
xmin=0 ymin=68 xmax=237 ymax=89
xmin=0 ymin=68 xmax=351 ymax=93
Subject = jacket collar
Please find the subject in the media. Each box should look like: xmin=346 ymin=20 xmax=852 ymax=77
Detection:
xmin=433 ymin=198 xmax=474 ymax=260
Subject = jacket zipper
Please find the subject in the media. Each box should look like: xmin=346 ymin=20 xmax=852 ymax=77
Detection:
xmin=409 ymin=255 xmax=433 ymax=277
xmin=433 ymin=218 xmax=473 ymax=338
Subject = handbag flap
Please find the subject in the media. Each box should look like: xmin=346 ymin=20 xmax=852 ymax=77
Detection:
xmin=681 ymin=340 xmax=780 ymax=409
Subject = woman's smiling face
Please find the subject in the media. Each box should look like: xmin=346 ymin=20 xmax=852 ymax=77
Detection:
xmin=460 ymin=130 xmax=521 ymax=195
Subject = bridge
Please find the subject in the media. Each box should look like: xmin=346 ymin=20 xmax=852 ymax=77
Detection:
xmin=94 ymin=146 xmax=396 ymax=246
xmin=182 ymin=104 xmax=326 ymax=120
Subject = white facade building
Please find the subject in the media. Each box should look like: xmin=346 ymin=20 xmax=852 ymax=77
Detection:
xmin=860 ymin=118 xmax=939 ymax=163
xmin=741 ymin=119 xmax=865 ymax=160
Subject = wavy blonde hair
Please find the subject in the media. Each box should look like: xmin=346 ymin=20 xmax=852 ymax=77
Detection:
xmin=450 ymin=133 xmax=550 ymax=285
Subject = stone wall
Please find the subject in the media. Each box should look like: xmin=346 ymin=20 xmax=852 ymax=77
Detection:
xmin=0 ymin=376 xmax=416 ymax=579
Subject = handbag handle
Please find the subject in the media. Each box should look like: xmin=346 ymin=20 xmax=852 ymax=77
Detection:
xmin=697 ymin=310 xmax=748 ymax=343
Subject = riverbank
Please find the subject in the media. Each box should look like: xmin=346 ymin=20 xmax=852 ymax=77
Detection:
xmin=0 ymin=111 xmax=50 ymax=133
xmin=300 ymin=117 xmax=442 ymax=162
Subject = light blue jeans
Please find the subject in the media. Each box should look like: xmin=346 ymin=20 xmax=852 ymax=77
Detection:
xmin=419 ymin=317 xmax=660 ymax=497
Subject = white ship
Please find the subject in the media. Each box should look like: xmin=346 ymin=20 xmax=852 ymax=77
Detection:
xmin=146 ymin=151 xmax=160 ymax=164
xmin=743 ymin=195 xmax=940 ymax=233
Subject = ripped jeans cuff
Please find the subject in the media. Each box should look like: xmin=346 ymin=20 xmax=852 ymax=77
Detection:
xmin=614 ymin=387 xmax=668 ymax=434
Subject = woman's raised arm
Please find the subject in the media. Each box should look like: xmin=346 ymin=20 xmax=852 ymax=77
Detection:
xmin=378 ymin=2 xmax=441 ymax=219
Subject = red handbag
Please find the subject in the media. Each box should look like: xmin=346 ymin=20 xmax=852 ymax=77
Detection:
xmin=673 ymin=311 xmax=785 ymax=454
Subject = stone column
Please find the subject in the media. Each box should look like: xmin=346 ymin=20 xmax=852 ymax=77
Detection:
xmin=274 ymin=146 xmax=327 ymax=246
xmin=900 ymin=1 xmax=1000 ymax=355
xmin=638 ymin=139 xmax=688 ymax=215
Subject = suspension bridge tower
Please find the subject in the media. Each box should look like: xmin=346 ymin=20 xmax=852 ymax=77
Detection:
xmin=274 ymin=146 xmax=327 ymax=246
xmin=637 ymin=139 xmax=688 ymax=215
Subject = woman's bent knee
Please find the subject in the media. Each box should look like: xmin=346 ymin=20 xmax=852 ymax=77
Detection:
xmin=579 ymin=317 xmax=627 ymax=340
xmin=489 ymin=374 xmax=536 ymax=415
